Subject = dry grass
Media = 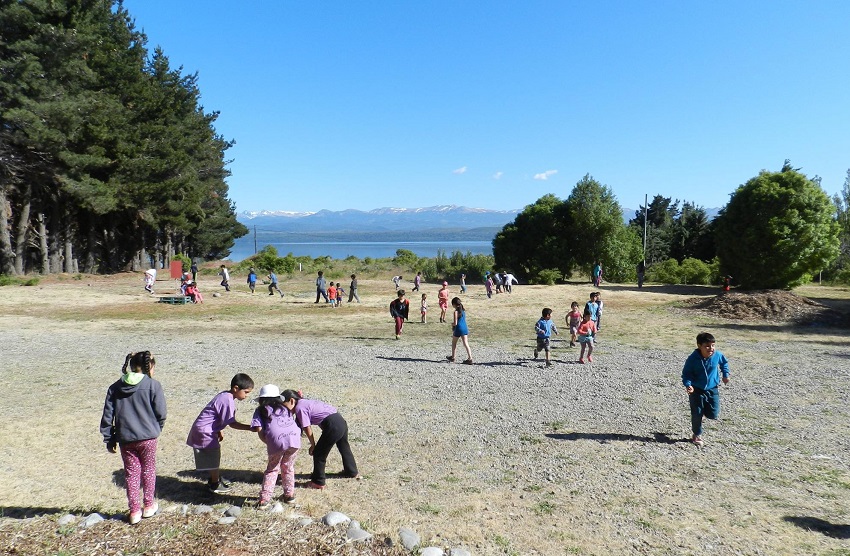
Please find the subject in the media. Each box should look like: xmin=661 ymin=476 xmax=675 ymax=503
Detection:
xmin=1 ymin=272 xmax=849 ymax=555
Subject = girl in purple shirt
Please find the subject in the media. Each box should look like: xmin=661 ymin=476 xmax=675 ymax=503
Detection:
xmin=251 ymin=385 xmax=301 ymax=506
xmin=282 ymin=389 xmax=359 ymax=489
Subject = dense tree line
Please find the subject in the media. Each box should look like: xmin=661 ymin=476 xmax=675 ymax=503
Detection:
xmin=0 ymin=0 xmax=247 ymax=276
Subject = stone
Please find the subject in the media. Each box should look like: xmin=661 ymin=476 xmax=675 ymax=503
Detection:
xmin=322 ymin=511 xmax=350 ymax=526
xmin=81 ymin=513 xmax=104 ymax=528
xmin=348 ymin=520 xmax=361 ymax=531
xmin=270 ymin=502 xmax=285 ymax=513
xmin=347 ymin=528 xmax=372 ymax=542
xmin=399 ymin=527 xmax=421 ymax=551
xmin=450 ymin=549 xmax=472 ymax=556
xmin=57 ymin=514 xmax=77 ymax=526
xmin=298 ymin=517 xmax=313 ymax=527
xmin=420 ymin=548 xmax=444 ymax=556
xmin=193 ymin=505 xmax=214 ymax=515
xmin=224 ymin=506 xmax=242 ymax=518
xmin=218 ymin=516 xmax=237 ymax=525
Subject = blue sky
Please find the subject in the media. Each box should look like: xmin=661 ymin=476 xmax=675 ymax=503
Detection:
xmin=122 ymin=1 xmax=850 ymax=214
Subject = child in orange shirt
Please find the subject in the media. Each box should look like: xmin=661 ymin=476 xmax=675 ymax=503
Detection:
xmin=327 ymin=282 xmax=338 ymax=307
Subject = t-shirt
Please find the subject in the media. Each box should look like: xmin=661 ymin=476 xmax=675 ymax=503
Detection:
xmin=293 ymin=399 xmax=337 ymax=428
xmin=567 ymin=310 xmax=582 ymax=329
xmin=251 ymin=406 xmax=301 ymax=454
xmin=577 ymin=320 xmax=597 ymax=339
xmin=328 ymin=285 xmax=337 ymax=299
xmin=186 ymin=391 xmax=236 ymax=449
xmin=535 ymin=318 xmax=558 ymax=339
xmin=438 ymin=288 xmax=449 ymax=306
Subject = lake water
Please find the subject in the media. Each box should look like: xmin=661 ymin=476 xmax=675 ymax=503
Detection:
xmin=229 ymin=237 xmax=493 ymax=262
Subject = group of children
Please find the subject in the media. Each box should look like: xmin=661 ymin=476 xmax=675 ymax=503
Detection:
xmin=101 ymin=360 xmax=359 ymax=523
xmin=533 ymin=292 xmax=603 ymax=365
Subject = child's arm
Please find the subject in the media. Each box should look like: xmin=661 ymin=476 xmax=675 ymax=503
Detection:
xmin=719 ymin=353 xmax=731 ymax=384
xmin=228 ymin=421 xmax=252 ymax=432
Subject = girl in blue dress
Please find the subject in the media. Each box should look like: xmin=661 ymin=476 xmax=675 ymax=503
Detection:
xmin=447 ymin=297 xmax=473 ymax=364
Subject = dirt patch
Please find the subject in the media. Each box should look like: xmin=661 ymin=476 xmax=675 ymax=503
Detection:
xmin=681 ymin=289 xmax=849 ymax=326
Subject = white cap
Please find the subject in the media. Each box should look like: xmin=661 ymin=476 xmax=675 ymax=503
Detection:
xmin=257 ymin=384 xmax=281 ymax=399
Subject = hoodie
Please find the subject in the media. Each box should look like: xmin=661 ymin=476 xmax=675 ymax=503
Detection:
xmin=100 ymin=373 xmax=167 ymax=445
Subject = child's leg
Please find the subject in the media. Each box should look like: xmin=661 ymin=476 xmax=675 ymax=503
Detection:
xmin=460 ymin=335 xmax=472 ymax=360
xmin=332 ymin=418 xmax=359 ymax=477
xmin=579 ymin=342 xmax=586 ymax=360
xmin=451 ymin=335 xmax=459 ymax=359
xmin=586 ymin=341 xmax=594 ymax=357
xmin=120 ymin=442 xmax=144 ymax=514
xmin=260 ymin=452 xmax=284 ymax=503
xmin=280 ymin=447 xmax=299 ymax=496
xmin=689 ymin=391 xmax=704 ymax=436
xmin=137 ymin=438 xmax=158 ymax=510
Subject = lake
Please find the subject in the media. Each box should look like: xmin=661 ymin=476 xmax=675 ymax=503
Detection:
xmin=229 ymin=236 xmax=493 ymax=262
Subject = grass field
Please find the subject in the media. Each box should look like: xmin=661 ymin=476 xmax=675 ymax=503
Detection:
xmin=1 ymin=272 xmax=849 ymax=555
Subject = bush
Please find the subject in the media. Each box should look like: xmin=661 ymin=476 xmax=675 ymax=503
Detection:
xmin=535 ymin=268 xmax=562 ymax=285
xmin=393 ymin=249 xmax=418 ymax=268
xmin=679 ymin=258 xmax=711 ymax=284
xmin=646 ymin=259 xmax=681 ymax=284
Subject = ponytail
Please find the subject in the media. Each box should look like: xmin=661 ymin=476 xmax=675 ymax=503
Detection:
xmin=124 ymin=351 xmax=156 ymax=375
xmin=121 ymin=352 xmax=133 ymax=374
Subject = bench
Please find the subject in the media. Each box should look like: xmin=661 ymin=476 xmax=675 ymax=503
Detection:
xmin=157 ymin=296 xmax=192 ymax=305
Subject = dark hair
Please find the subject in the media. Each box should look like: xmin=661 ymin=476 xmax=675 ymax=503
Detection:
xmin=696 ymin=332 xmax=716 ymax=345
xmin=397 ymin=289 xmax=406 ymax=298
xmin=257 ymin=397 xmax=286 ymax=430
xmin=122 ymin=351 xmax=155 ymax=375
xmin=451 ymin=297 xmax=464 ymax=312
xmin=350 ymin=274 xmax=356 ymax=279
xmin=231 ymin=373 xmax=255 ymax=391
xmin=542 ymin=308 xmax=552 ymax=317
xmin=317 ymin=271 xmax=323 ymax=276
xmin=281 ymin=389 xmax=302 ymax=403
xmin=583 ymin=308 xmax=591 ymax=318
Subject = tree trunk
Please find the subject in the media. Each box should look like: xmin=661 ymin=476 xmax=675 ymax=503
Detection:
xmin=83 ymin=226 xmax=97 ymax=274
xmin=63 ymin=215 xmax=74 ymax=273
xmin=164 ymin=230 xmax=173 ymax=264
xmin=0 ymin=184 xmax=16 ymax=275
xmin=37 ymin=213 xmax=49 ymax=274
xmin=49 ymin=204 xmax=62 ymax=273
xmin=14 ymin=182 xmax=31 ymax=275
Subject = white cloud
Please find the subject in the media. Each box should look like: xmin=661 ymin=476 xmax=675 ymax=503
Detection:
xmin=492 ymin=171 xmax=503 ymax=180
xmin=534 ymin=169 xmax=558 ymax=180
xmin=452 ymin=166 xmax=468 ymax=175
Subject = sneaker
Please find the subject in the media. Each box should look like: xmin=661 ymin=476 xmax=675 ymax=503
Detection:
xmin=280 ymin=292 xmax=285 ymax=297
xmin=545 ymin=361 xmax=552 ymax=367
xmin=446 ymin=355 xmax=455 ymax=362
xmin=282 ymin=494 xmax=296 ymax=504
xmin=462 ymin=359 xmax=473 ymax=365
xmin=219 ymin=477 xmax=233 ymax=488
xmin=578 ymin=358 xmax=585 ymax=364
xmin=306 ymin=481 xmax=325 ymax=490
xmin=269 ymin=292 xmax=274 ymax=296
xmin=208 ymin=481 xmax=231 ymax=494
xmin=142 ymin=502 xmax=158 ymax=518
xmin=692 ymin=435 xmax=704 ymax=447
xmin=570 ymin=341 xmax=576 ymax=347
xmin=257 ymin=499 xmax=271 ymax=509
xmin=533 ymin=348 xmax=538 ymax=359
xmin=129 ymin=511 xmax=142 ymax=525
xmin=587 ymin=355 xmax=593 ymax=363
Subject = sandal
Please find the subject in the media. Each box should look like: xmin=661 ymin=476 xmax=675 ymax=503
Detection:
xmin=691 ymin=435 xmax=704 ymax=447
xmin=462 ymin=359 xmax=473 ymax=365
xmin=446 ymin=356 xmax=455 ymax=362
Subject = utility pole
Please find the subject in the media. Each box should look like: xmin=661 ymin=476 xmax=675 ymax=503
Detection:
xmin=254 ymin=225 xmax=257 ymax=254
xmin=642 ymin=193 xmax=648 ymax=264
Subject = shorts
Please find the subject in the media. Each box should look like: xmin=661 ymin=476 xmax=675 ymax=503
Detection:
xmin=439 ymin=300 xmax=448 ymax=309
xmin=536 ymin=337 xmax=551 ymax=352
xmin=578 ymin=334 xmax=594 ymax=345
xmin=570 ymin=325 xmax=579 ymax=336
xmin=193 ymin=447 xmax=221 ymax=471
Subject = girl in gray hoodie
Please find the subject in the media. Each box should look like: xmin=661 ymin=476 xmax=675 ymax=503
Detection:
xmin=100 ymin=351 xmax=166 ymax=524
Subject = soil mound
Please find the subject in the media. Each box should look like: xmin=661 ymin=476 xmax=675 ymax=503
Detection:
xmin=682 ymin=290 xmax=847 ymax=326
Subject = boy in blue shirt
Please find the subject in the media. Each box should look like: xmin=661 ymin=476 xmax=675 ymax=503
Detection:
xmin=534 ymin=308 xmax=559 ymax=367
xmin=682 ymin=332 xmax=731 ymax=447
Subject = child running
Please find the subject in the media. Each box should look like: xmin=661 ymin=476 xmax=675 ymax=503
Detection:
xmin=447 ymin=297 xmax=473 ymax=364
xmin=420 ymin=293 xmax=428 ymax=323
xmin=247 ymin=268 xmax=257 ymax=293
xmin=251 ymin=385 xmax=301 ymax=506
xmin=283 ymin=389 xmax=359 ymax=489
xmin=100 ymin=351 xmax=166 ymax=524
xmin=267 ymin=271 xmax=284 ymax=297
xmin=576 ymin=309 xmax=597 ymax=364
xmin=566 ymin=301 xmax=582 ymax=347
xmin=390 ymin=289 xmax=410 ymax=339
xmin=534 ymin=308 xmax=559 ymax=367
xmin=186 ymin=374 xmax=254 ymax=494
xmin=682 ymin=332 xmax=731 ymax=447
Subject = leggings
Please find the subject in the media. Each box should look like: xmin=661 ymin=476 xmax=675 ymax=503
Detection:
xmin=259 ymin=447 xmax=299 ymax=503
xmin=311 ymin=413 xmax=358 ymax=486
xmin=120 ymin=438 xmax=158 ymax=513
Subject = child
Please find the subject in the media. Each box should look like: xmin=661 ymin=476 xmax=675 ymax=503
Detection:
xmin=283 ymin=389 xmax=359 ymax=489
xmin=185 ymin=281 xmax=203 ymax=304
xmin=447 ymin=297 xmax=473 ymax=364
xmin=335 ymin=284 xmax=345 ymax=307
xmin=438 ymin=281 xmax=450 ymax=323
xmin=584 ymin=292 xmax=600 ymax=329
xmin=534 ymin=308 xmax=559 ymax=367
xmin=219 ymin=265 xmax=231 ymax=292
xmin=420 ymin=293 xmax=428 ymax=323
xmin=390 ymin=289 xmax=410 ymax=339
xmin=144 ymin=268 xmax=156 ymax=294
xmin=576 ymin=309 xmax=597 ymax=364
xmin=327 ymin=282 xmax=338 ymax=307
xmin=596 ymin=293 xmax=604 ymax=331
xmin=460 ymin=274 xmax=467 ymax=293
xmin=348 ymin=274 xmax=360 ymax=303
xmin=100 ymin=351 xmax=166 ymax=524
xmin=251 ymin=385 xmax=300 ymax=506
xmin=682 ymin=332 xmax=731 ymax=446
xmin=413 ymin=271 xmax=421 ymax=292
xmin=247 ymin=268 xmax=257 ymax=293
xmin=186 ymin=373 xmax=254 ymax=493
xmin=566 ymin=301 xmax=582 ymax=347
xmin=392 ymin=275 xmax=403 ymax=290
xmin=267 ymin=271 xmax=283 ymax=297
xmin=485 ymin=275 xmax=494 ymax=299
xmin=315 ymin=271 xmax=329 ymax=303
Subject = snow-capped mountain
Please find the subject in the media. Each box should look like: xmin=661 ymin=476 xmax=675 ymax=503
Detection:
xmin=237 ymin=205 xmax=522 ymax=232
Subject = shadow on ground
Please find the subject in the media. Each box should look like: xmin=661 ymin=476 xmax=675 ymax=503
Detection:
xmin=0 ymin=506 xmax=67 ymax=519
xmin=546 ymin=431 xmax=688 ymax=444
xmin=783 ymin=516 xmax=850 ymax=539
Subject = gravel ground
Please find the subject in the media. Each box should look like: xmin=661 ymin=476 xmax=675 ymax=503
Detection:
xmin=2 ymin=312 xmax=850 ymax=555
